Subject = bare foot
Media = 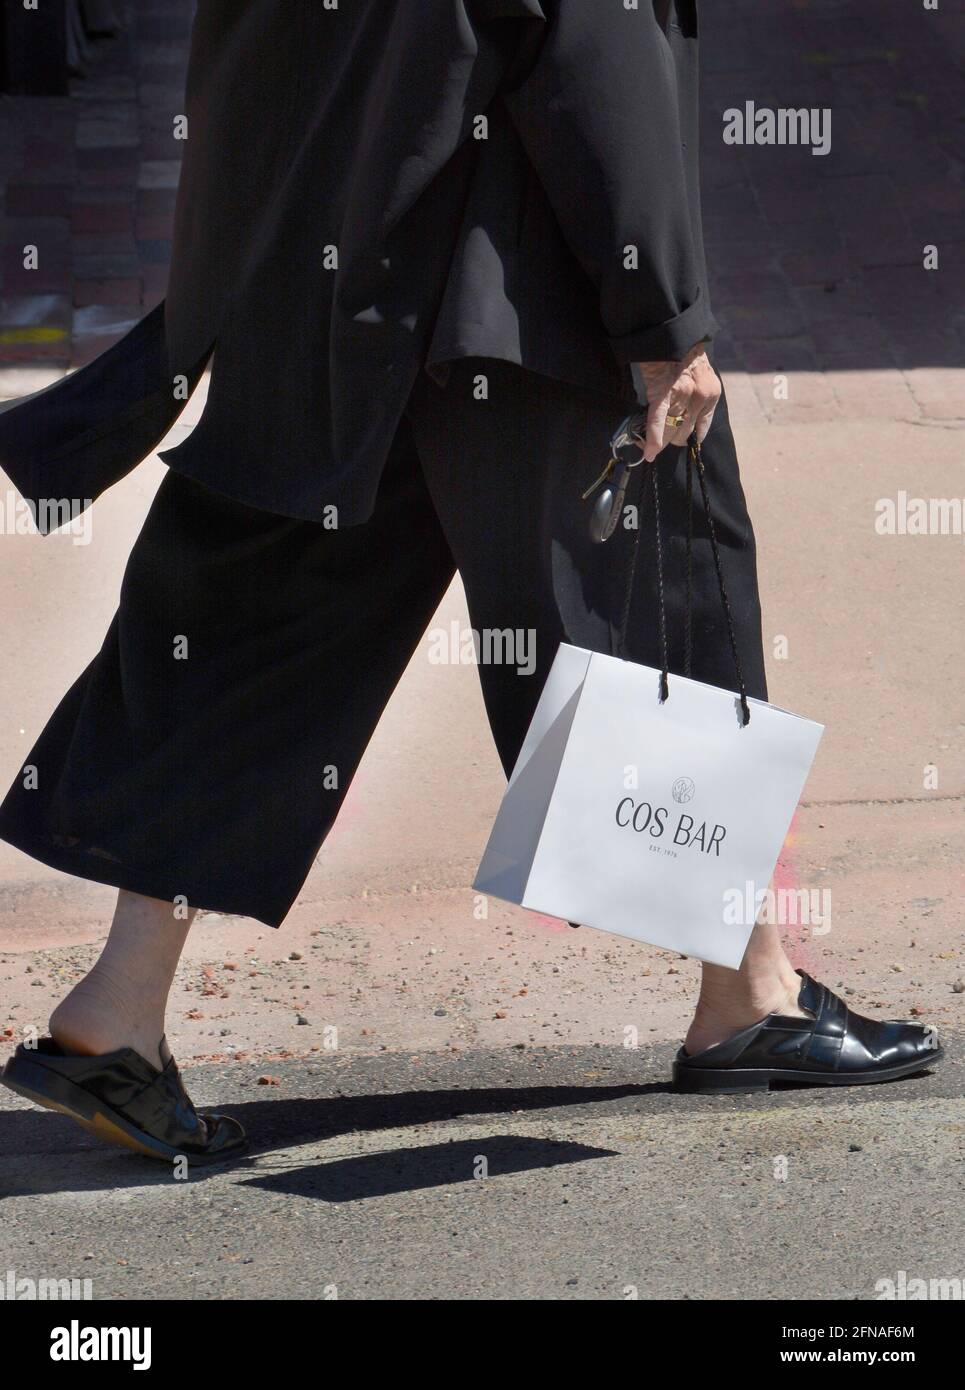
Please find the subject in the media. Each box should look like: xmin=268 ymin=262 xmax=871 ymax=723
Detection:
xmin=48 ymin=890 xmax=194 ymax=1071
xmin=49 ymin=967 xmax=165 ymax=1070
xmin=683 ymin=975 xmax=808 ymax=1057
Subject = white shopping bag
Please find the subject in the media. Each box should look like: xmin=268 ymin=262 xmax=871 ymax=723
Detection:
xmin=473 ymin=646 xmax=824 ymax=969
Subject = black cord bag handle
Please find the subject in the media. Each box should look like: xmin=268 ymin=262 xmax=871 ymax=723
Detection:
xmin=607 ymin=432 xmax=751 ymax=727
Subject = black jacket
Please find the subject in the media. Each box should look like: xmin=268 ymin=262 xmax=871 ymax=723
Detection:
xmin=1 ymin=0 xmax=714 ymax=528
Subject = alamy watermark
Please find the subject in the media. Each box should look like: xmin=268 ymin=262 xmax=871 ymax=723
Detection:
xmin=427 ymin=621 xmax=535 ymax=675
xmin=875 ymin=492 xmax=965 ymax=539
xmin=0 ymin=1267 xmax=93 ymax=1300
xmin=876 ymin=1271 xmax=964 ymax=1300
xmin=723 ymin=879 xmax=831 ymax=934
xmin=0 ymin=490 xmax=92 ymax=544
xmin=723 ymin=101 xmax=831 ymax=156
xmin=50 ymin=1320 xmax=151 ymax=1369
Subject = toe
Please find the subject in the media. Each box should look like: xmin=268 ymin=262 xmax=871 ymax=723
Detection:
xmin=203 ymin=1112 xmax=247 ymax=1156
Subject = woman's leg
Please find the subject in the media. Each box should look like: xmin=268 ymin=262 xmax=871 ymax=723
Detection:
xmin=684 ymin=916 xmax=804 ymax=1055
xmin=1 ymin=410 xmax=455 ymax=1102
xmin=49 ymin=891 xmax=195 ymax=1070
xmin=408 ymin=359 xmax=806 ymax=1044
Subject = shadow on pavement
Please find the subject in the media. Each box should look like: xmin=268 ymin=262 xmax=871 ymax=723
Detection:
xmin=0 ymin=1079 xmax=662 ymax=1197
xmin=239 ymin=1135 xmax=618 ymax=1203
xmin=0 ymin=1051 xmax=952 ymax=1200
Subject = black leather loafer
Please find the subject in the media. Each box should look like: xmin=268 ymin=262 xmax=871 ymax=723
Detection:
xmin=673 ymin=971 xmax=943 ymax=1094
xmin=0 ymin=1035 xmax=247 ymax=1165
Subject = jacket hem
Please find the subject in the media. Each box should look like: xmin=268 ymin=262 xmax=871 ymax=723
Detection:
xmin=425 ymin=337 xmax=637 ymax=409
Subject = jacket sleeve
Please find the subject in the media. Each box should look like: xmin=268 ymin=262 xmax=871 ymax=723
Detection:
xmin=501 ymin=0 xmax=716 ymax=362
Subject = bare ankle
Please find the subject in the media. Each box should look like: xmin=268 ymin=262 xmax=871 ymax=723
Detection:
xmin=50 ymin=968 xmax=165 ymax=1069
xmin=684 ymin=976 xmax=804 ymax=1056
xmin=698 ymin=973 xmax=800 ymax=1022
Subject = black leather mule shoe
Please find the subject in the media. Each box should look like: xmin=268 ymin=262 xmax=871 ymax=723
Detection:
xmin=673 ymin=971 xmax=943 ymax=1094
xmin=0 ymin=1035 xmax=247 ymax=1165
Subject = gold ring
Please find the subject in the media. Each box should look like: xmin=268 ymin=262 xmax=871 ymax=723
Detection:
xmin=666 ymin=413 xmax=687 ymax=428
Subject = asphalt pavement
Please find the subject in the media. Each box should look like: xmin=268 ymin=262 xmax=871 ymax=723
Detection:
xmin=1 ymin=1039 xmax=960 ymax=1300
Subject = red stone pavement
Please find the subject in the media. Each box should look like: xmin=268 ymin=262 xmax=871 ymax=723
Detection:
xmin=1 ymin=0 xmax=963 ymax=414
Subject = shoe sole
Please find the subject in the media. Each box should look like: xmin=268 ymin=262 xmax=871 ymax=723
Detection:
xmin=673 ymin=1047 xmax=945 ymax=1094
xmin=0 ymin=1052 xmax=247 ymax=1166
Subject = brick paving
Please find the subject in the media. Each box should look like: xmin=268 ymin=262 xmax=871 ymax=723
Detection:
xmin=0 ymin=0 xmax=192 ymax=388
xmin=0 ymin=0 xmax=963 ymax=420
xmin=699 ymin=0 xmax=965 ymax=423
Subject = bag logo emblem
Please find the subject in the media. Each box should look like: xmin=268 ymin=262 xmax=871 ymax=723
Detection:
xmin=672 ymin=777 xmax=695 ymax=804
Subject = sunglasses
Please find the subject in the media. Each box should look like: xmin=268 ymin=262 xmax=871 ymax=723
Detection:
xmin=582 ymin=411 xmax=649 ymax=543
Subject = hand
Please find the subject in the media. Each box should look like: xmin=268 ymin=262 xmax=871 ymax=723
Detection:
xmin=633 ymin=344 xmax=722 ymax=462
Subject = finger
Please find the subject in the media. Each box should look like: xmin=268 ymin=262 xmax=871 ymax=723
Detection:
xmin=664 ymin=399 xmax=694 ymax=447
xmin=644 ymin=396 xmax=671 ymax=462
xmin=663 ymin=386 xmax=697 ymax=449
xmin=666 ymin=416 xmax=695 ymax=448
xmin=693 ymin=392 xmax=721 ymax=446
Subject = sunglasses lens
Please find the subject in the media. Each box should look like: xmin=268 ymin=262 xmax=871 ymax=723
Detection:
xmin=610 ymin=412 xmax=647 ymax=467
xmin=589 ymin=463 xmax=633 ymax=543
xmin=590 ymin=486 xmax=617 ymax=543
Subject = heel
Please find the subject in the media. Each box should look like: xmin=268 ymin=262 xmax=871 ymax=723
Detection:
xmin=1 ymin=1051 xmax=97 ymax=1118
xmin=672 ymin=1063 xmax=772 ymax=1094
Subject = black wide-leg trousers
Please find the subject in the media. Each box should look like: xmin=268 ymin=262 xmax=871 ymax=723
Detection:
xmin=0 ymin=359 xmax=767 ymax=927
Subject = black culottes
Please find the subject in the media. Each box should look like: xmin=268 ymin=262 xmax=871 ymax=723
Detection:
xmin=0 ymin=360 xmax=767 ymax=927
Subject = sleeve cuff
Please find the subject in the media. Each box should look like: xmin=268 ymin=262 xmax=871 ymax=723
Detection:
xmin=607 ymin=294 xmax=718 ymax=365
